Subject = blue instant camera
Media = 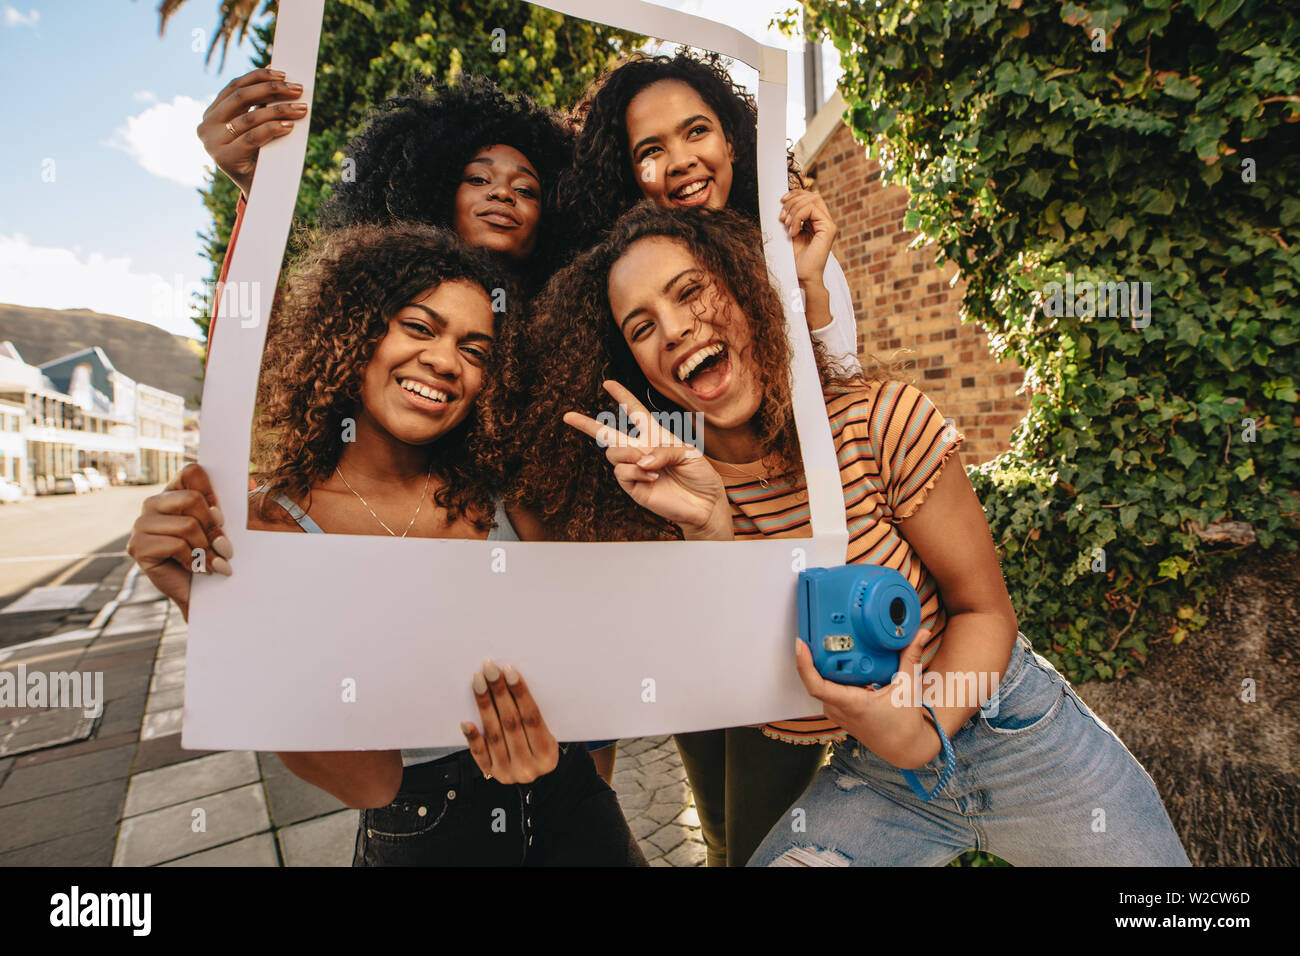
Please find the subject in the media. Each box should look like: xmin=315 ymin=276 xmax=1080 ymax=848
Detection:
xmin=797 ymin=566 xmax=922 ymax=686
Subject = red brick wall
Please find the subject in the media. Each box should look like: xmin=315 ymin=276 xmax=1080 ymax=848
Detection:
xmin=806 ymin=123 xmax=1029 ymax=466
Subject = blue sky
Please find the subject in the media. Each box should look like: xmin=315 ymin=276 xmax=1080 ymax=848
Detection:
xmin=0 ymin=1 xmax=839 ymax=341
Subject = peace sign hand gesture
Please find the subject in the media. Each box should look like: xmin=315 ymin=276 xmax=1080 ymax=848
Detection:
xmin=563 ymin=380 xmax=734 ymax=541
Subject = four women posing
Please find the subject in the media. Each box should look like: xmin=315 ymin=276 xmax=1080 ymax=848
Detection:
xmin=128 ymin=51 xmax=1188 ymax=867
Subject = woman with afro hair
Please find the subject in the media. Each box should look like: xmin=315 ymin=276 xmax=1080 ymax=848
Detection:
xmin=197 ymin=67 xmax=574 ymax=297
xmin=128 ymin=221 xmax=648 ymax=866
xmin=556 ymin=51 xmax=860 ymax=371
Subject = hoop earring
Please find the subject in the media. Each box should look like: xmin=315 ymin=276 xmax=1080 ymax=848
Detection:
xmin=645 ymin=387 xmax=663 ymax=413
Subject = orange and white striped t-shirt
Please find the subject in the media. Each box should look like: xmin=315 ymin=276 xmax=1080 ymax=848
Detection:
xmin=707 ymin=380 xmax=966 ymax=745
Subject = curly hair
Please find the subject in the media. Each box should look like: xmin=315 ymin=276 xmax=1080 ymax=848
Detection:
xmin=481 ymin=204 xmax=875 ymax=542
xmin=556 ymin=50 xmax=801 ymax=253
xmin=317 ymin=74 xmax=574 ymax=292
xmin=252 ymin=222 xmax=512 ymax=534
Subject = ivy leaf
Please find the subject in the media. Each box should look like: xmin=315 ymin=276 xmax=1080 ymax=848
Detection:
xmin=1019 ymin=167 xmax=1053 ymax=199
xmin=1163 ymin=76 xmax=1200 ymax=100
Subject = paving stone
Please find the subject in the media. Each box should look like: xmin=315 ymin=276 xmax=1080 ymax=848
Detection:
xmin=96 ymin=693 xmax=147 ymax=738
xmin=0 ymin=585 xmax=98 ymax=614
xmin=140 ymin=707 xmax=183 ymax=740
xmin=616 ymin=789 xmax=652 ymax=810
xmin=627 ymin=814 xmax=658 ymax=840
xmin=639 ymin=770 xmax=682 ymax=791
xmin=620 ymin=738 xmax=657 ymax=757
xmin=0 ymin=757 xmax=12 ymax=773
xmin=123 ymin=751 xmax=260 ymax=817
xmin=156 ymin=642 xmax=187 ymax=661
xmin=257 ymin=751 xmax=289 ymax=778
xmin=646 ymin=823 xmax=690 ymax=854
xmin=133 ymin=733 xmax=217 ymax=774
xmin=0 ymin=825 xmax=118 ymax=866
xmin=651 ymin=782 xmax=690 ymax=804
xmin=277 ymin=809 xmax=359 ymax=867
xmin=0 ymin=709 xmax=95 ymax=757
xmin=673 ymin=805 xmax=700 ymax=828
xmin=0 ymin=779 xmax=125 ymax=852
xmin=155 ymin=657 xmax=186 ymax=677
xmin=148 ymin=670 xmax=186 ymax=694
xmin=611 ymin=769 xmax=643 ymax=790
xmin=124 ymin=581 xmax=166 ymax=605
xmin=162 ymin=832 xmax=280 ymax=867
xmin=113 ymin=782 xmax=270 ymax=866
xmin=144 ymin=687 xmax=184 ymax=713
xmin=264 ymin=767 xmax=347 ymax=827
xmin=648 ymin=856 xmax=671 ymax=867
xmin=665 ymin=839 xmax=706 ymax=867
xmin=81 ymin=646 xmax=157 ymax=671
xmin=0 ymin=743 xmax=135 ymax=806
xmin=644 ymin=801 xmax=681 ymax=825
xmin=14 ymin=730 xmax=138 ymax=768
xmin=101 ymin=668 xmax=153 ymax=702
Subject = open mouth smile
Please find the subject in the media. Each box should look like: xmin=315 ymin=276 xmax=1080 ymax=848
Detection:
xmin=671 ymin=341 xmax=731 ymax=401
xmin=669 ymin=178 xmax=712 ymax=207
xmin=398 ymin=376 xmax=454 ymax=410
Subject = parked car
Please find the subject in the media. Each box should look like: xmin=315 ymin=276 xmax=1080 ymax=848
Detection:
xmin=81 ymin=467 xmax=109 ymax=491
xmin=52 ymin=474 xmax=90 ymax=495
xmin=0 ymin=479 xmax=23 ymax=503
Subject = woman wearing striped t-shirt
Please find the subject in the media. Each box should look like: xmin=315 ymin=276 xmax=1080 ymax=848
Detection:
xmin=553 ymin=203 xmax=1188 ymax=866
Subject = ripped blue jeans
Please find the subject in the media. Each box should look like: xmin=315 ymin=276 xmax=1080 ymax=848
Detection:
xmin=748 ymin=634 xmax=1190 ymax=866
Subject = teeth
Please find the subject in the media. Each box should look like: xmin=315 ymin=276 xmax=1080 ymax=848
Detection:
xmin=401 ymin=379 xmax=449 ymax=403
xmin=676 ymin=342 xmax=725 ymax=381
xmin=675 ymin=180 xmax=707 ymax=199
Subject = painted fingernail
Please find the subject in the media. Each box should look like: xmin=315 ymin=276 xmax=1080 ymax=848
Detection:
xmin=637 ymin=455 xmax=655 ymax=467
xmin=279 ymin=121 xmax=294 ymax=128
xmin=288 ymin=83 xmax=303 ymax=92
xmin=291 ymin=103 xmax=308 ymax=111
xmin=472 ymin=672 xmax=488 ymax=695
xmin=482 ymin=659 xmax=501 ymax=682
xmin=503 ymin=665 xmax=520 ymax=686
xmin=211 ymin=556 xmax=232 ymax=577
xmin=209 ymin=506 xmax=225 ymax=528
xmin=460 ymin=722 xmax=476 ymax=736
xmin=646 ymin=472 xmax=659 ymax=480
xmin=269 ymin=69 xmax=286 ymax=78
xmin=211 ymin=536 xmax=233 ymax=559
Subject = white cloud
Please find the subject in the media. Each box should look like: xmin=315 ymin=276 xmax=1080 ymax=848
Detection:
xmin=0 ymin=234 xmax=205 ymax=338
xmin=3 ymin=6 xmax=39 ymax=28
xmin=105 ymin=94 xmax=215 ymax=188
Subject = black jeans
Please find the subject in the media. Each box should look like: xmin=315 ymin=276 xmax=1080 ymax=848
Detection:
xmin=352 ymin=743 xmax=647 ymax=866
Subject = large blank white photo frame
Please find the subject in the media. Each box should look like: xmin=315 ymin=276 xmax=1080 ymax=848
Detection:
xmin=184 ymin=0 xmax=849 ymax=750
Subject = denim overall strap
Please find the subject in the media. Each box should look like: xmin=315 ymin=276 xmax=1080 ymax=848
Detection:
xmin=900 ymin=702 xmax=955 ymax=803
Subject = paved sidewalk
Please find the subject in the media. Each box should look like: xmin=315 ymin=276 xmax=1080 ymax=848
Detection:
xmin=1 ymin=560 xmax=705 ymax=866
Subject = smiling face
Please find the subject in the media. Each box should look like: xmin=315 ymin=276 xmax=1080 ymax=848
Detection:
xmin=452 ymin=144 xmax=542 ymax=261
xmin=625 ymin=80 xmax=735 ymax=212
xmin=607 ymin=236 xmax=761 ymax=439
xmin=357 ymin=280 xmax=495 ymax=446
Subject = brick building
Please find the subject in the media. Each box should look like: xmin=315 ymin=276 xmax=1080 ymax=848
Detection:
xmin=795 ymin=93 xmax=1029 ymax=466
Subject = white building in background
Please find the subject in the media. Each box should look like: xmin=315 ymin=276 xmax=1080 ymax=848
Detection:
xmin=0 ymin=341 xmax=189 ymax=493
xmin=135 ymin=383 xmax=185 ymax=483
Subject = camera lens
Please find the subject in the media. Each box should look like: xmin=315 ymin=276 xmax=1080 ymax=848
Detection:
xmin=889 ymin=597 xmax=906 ymax=625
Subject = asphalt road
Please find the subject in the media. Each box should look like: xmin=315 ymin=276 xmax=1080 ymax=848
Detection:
xmin=0 ymin=484 xmax=159 ymax=607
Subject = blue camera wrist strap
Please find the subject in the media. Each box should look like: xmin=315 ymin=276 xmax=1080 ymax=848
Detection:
xmin=900 ymin=702 xmax=956 ymax=803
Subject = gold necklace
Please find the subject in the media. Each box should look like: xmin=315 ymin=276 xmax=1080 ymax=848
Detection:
xmin=334 ymin=463 xmax=434 ymax=537
xmin=711 ymin=459 xmax=771 ymax=488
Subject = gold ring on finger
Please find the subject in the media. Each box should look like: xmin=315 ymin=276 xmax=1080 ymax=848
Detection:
xmin=225 ymin=121 xmax=237 ymax=137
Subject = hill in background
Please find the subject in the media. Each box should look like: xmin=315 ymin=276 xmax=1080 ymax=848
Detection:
xmin=0 ymin=303 xmax=204 ymax=408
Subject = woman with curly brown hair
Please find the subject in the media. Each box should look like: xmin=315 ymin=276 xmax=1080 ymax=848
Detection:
xmin=128 ymin=222 xmax=646 ymax=867
xmin=557 ymin=50 xmax=860 ymax=370
xmin=552 ymin=204 xmax=1188 ymax=868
